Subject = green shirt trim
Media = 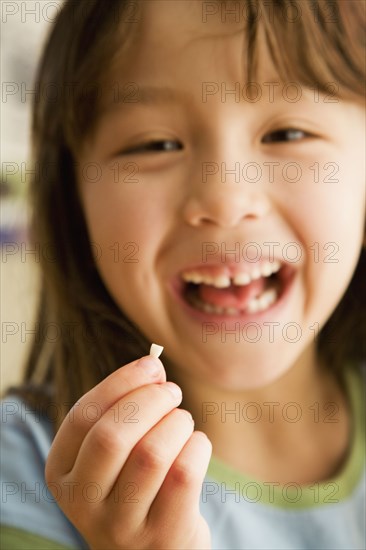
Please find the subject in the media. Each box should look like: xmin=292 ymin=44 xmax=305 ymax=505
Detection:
xmin=0 ymin=526 xmax=75 ymax=550
xmin=207 ymin=367 xmax=365 ymax=509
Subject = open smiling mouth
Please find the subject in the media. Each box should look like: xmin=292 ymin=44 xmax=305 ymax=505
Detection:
xmin=178 ymin=261 xmax=295 ymax=317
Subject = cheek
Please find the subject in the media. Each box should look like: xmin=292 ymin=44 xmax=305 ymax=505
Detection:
xmin=77 ymin=170 xmax=177 ymax=322
xmin=79 ymin=174 xmax=166 ymax=257
xmin=275 ymin=164 xmax=364 ymax=320
xmin=278 ymin=158 xmax=365 ymax=261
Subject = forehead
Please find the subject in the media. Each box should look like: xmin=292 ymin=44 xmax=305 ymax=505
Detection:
xmin=119 ymin=1 xmax=244 ymax=69
xmin=132 ymin=0 xmax=247 ymax=51
xmin=99 ymin=0 xmax=275 ymax=116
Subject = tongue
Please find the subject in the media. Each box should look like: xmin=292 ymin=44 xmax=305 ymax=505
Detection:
xmin=199 ymin=278 xmax=266 ymax=310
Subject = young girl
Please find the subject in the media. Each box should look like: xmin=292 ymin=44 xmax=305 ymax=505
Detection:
xmin=1 ymin=0 xmax=365 ymax=548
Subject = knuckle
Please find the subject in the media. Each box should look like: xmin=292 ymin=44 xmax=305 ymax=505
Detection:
xmin=133 ymin=439 xmax=167 ymax=471
xmin=169 ymin=460 xmax=198 ymax=486
xmin=92 ymin=422 xmax=127 ymax=455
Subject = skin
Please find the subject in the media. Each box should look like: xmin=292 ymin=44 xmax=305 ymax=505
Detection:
xmin=46 ymin=1 xmax=366 ymax=548
xmin=46 ymin=356 xmax=212 ymax=549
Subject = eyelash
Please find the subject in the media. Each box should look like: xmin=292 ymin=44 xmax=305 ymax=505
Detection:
xmin=121 ymin=128 xmax=312 ymax=154
xmin=122 ymin=141 xmax=183 ymax=154
xmin=262 ymin=128 xmax=312 ymax=144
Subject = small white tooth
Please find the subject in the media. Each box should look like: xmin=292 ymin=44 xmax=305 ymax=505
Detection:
xmin=191 ymin=274 xmax=203 ymax=284
xmin=266 ymin=288 xmax=278 ymax=304
xmin=250 ymin=268 xmax=261 ymax=280
xmin=182 ymin=272 xmax=194 ymax=282
xmin=212 ymin=275 xmax=231 ymax=288
xmin=213 ymin=304 xmax=225 ymax=314
xmin=226 ymin=307 xmax=240 ymax=315
xmin=260 ymin=262 xmax=273 ymax=277
xmin=233 ymin=272 xmax=251 ymax=286
xmin=271 ymin=260 xmax=281 ymax=273
xmin=202 ymin=302 xmax=215 ymax=313
xmin=255 ymin=288 xmax=278 ymax=312
xmin=246 ymin=297 xmax=260 ymax=313
xmin=201 ymin=276 xmax=213 ymax=285
xmin=256 ymin=300 xmax=267 ymax=312
xmin=258 ymin=293 xmax=271 ymax=311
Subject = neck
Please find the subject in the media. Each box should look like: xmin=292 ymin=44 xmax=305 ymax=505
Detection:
xmin=169 ymin=344 xmax=350 ymax=484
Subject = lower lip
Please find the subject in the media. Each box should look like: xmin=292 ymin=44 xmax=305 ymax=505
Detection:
xmin=169 ymin=267 xmax=297 ymax=324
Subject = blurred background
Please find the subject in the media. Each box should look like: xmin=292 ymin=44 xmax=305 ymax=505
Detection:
xmin=1 ymin=1 xmax=63 ymax=392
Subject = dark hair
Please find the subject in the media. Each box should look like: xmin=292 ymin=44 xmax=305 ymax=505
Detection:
xmin=5 ymin=0 xmax=366 ymax=429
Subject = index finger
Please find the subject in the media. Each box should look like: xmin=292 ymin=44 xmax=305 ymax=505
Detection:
xmin=47 ymin=354 xmax=165 ymax=475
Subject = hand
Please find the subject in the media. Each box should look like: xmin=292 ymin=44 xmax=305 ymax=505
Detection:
xmin=45 ymin=354 xmax=212 ymax=549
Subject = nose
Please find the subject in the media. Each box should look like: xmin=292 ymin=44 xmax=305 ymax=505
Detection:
xmin=182 ymin=160 xmax=272 ymax=229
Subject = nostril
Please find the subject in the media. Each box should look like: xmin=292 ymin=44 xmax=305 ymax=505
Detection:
xmin=242 ymin=213 xmax=259 ymax=221
xmin=200 ymin=217 xmax=217 ymax=226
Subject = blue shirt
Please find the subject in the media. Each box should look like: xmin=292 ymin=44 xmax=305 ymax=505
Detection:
xmin=1 ymin=367 xmax=365 ymax=549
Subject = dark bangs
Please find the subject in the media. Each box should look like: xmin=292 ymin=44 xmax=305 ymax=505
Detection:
xmin=246 ymin=0 xmax=365 ymax=102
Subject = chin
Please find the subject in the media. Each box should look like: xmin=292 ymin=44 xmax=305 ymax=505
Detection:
xmin=183 ymin=344 xmax=297 ymax=392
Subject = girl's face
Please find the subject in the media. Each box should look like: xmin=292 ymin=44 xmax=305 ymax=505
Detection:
xmin=78 ymin=1 xmax=365 ymax=389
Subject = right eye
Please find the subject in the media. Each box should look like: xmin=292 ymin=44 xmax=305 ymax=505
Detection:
xmin=122 ymin=140 xmax=183 ymax=154
xmin=262 ymin=128 xmax=313 ymax=144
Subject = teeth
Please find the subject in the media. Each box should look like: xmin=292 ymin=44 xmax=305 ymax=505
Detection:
xmin=182 ymin=260 xmax=282 ymax=287
xmin=187 ymin=287 xmax=279 ymax=316
xmin=182 ymin=272 xmax=231 ymax=287
xmin=202 ymin=302 xmax=215 ymax=313
xmin=233 ymin=272 xmax=251 ymax=285
xmin=246 ymin=298 xmax=260 ymax=314
xmin=270 ymin=260 xmax=281 ymax=274
xmin=251 ymin=267 xmax=261 ymax=280
xmin=246 ymin=289 xmax=278 ymax=313
xmin=261 ymin=261 xmax=273 ymax=277
xmin=213 ymin=275 xmax=231 ymax=288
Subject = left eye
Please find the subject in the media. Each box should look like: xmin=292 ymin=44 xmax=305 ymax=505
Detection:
xmin=122 ymin=140 xmax=183 ymax=154
xmin=262 ymin=128 xmax=311 ymax=144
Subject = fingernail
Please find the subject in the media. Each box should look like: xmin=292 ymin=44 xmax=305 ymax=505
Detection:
xmin=164 ymin=382 xmax=182 ymax=400
xmin=137 ymin=356 xmax=161 ymax=376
